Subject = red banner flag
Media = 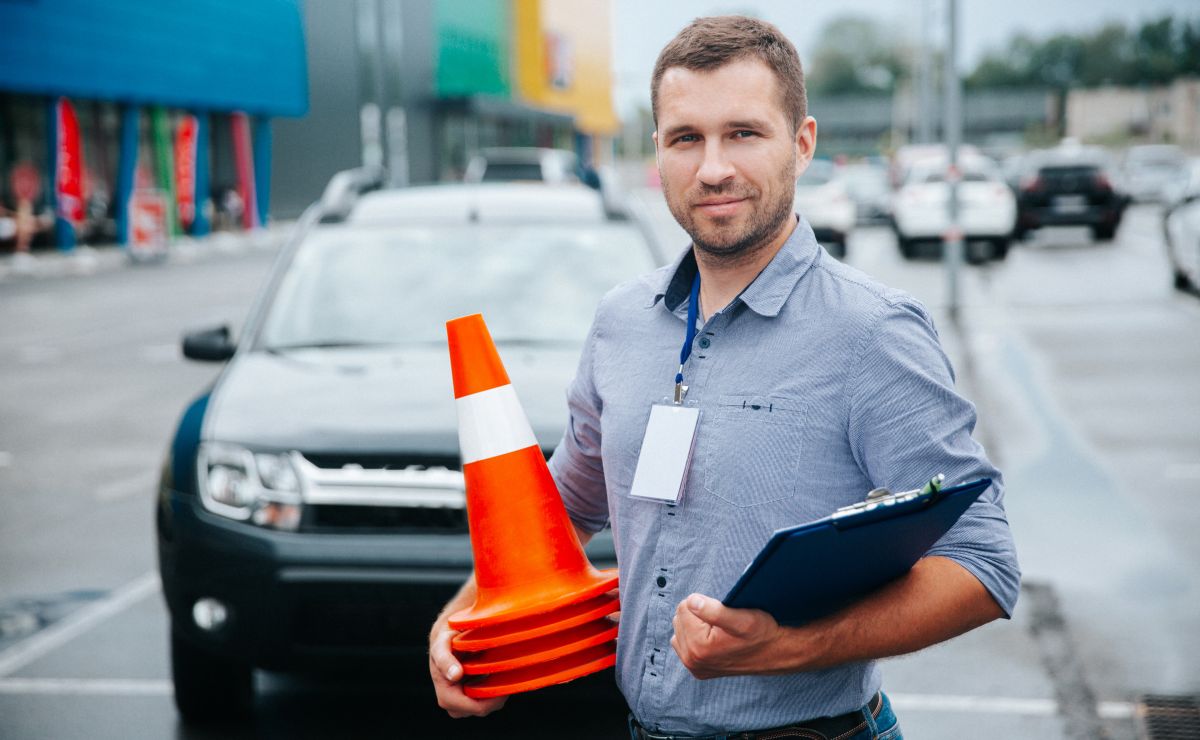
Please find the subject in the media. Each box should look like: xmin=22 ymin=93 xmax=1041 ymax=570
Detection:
xmin=55 ymin=98 xmax=85 ymax=224
xmin=230 ymin=112 xmax=258 ymax=230
xmin=175 ymin=114 xmax=198 ymax=229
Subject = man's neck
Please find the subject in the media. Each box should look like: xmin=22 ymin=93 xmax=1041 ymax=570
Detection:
xmin=693 ymin=217 xmax=797 ymax=321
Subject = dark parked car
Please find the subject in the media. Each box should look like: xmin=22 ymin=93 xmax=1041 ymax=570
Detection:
xmin=157 ymin=173 xmax=661 ymax=723
xmin=1014 ymin=148 xmax=1129 ymax=242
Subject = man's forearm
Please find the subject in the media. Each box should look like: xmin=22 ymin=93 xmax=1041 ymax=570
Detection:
xmin=771 ymin=556 xmax=1003 ymax=673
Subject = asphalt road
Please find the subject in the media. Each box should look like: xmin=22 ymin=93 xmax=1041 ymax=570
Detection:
xmin=1 ymin=200 xmax=1197 ymax=739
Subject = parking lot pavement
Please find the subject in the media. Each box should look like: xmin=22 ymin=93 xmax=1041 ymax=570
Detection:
xmin=2 ymin=188 xmax=1195 ymax=738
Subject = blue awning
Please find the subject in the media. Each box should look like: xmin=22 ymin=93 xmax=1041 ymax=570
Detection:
xmin=0 ymin=0 xmax=308 ymax=117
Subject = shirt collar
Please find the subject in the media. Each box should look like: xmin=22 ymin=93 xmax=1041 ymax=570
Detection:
xmin=652 ymin=214 xmax=820 ymax=318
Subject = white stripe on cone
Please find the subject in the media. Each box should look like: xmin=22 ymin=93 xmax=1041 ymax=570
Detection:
xmin=456 ymin=384 xmax=538 ymax=464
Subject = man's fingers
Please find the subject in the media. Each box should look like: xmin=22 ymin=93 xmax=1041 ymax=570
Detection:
xmin=429 ymin=628 xmax=464 ymax=682
xmin=685 ymin=594 xmax=742 ymax=632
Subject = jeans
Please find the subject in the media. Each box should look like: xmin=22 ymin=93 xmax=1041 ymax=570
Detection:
xmin=844 ymin=692 xmax=903 ymax=740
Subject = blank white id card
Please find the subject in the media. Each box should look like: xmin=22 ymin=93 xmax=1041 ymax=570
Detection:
xmin=629 ymin=404 xmax=700 ymax=504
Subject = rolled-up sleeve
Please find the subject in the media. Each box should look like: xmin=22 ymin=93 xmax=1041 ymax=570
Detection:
xmin=847 ymin=300 xmax=1021 ymax=616
xmin=548 ymin=317 xmax=611 ymax=534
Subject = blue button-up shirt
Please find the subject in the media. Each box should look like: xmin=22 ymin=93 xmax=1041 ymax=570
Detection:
xmin=548 ymin=217 xmax=1020 ymax=735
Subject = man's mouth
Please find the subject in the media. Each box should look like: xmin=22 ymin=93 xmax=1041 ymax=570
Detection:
xmin=693 ymin=197 xmax=747 ymax=217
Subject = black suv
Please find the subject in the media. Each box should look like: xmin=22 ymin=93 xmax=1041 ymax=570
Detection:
xmin=1014 ymin=149 xmax=1129 ymax=241
xmin=157 ymin=171 xmax=659 ymax=723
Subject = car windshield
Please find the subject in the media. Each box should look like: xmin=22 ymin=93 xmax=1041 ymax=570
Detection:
xmin=257 ymin=224 xmax=656 ymax=349
xmin=480 ymin=163 xmax=545 ymax=182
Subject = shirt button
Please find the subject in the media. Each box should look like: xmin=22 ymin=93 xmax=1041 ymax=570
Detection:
xmin=656 ymin=575 xmax=667 ymax=588
xmin=698 ymin=337 xmax=711 ymax=349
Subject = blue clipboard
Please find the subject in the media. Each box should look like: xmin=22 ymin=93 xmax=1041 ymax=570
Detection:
xmin=722 ymin=477 xmax=992 ymax=625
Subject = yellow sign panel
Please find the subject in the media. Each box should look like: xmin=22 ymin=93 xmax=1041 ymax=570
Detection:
xmin=514 ymin=0 xmax=619 ymax=136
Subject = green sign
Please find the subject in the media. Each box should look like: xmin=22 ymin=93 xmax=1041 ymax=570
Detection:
xmin=435 ymin=0 xmax=511 ymax=97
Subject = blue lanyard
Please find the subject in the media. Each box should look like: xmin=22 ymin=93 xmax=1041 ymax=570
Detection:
xmin=674 ymin=272 xmax=701 ymax=404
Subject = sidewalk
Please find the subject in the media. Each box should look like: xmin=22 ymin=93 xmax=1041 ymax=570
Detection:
xmin=0 ymin=223 xmax=292 ymax=285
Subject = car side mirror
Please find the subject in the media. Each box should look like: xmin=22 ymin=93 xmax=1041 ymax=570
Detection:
xmin=182 ymin=325 xmax=236 ymax=362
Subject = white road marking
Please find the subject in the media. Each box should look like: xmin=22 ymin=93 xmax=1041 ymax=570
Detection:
xmin=0 ymin=451 xmax=12 ymax=468
xmin=95 ymin=470 xmax=159 ymax=502
xmin=0 ymin=679 xmax=1140 ymax=720
xmin=890 ymin=693 xmax=1136 ymax=719
xmin=0 ymin=677 xmax=171 ymax=696
xmin=0 ymin=572 xmax=158 ymax=678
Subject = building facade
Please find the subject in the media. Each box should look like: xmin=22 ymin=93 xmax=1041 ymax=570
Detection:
xmin=0 ymin=0 xmax=308 ymax=250
xmin=1067 ymin=78 xmax=1200 ymax=151
xmin=271 ymin=0 xmax=619 ymax=218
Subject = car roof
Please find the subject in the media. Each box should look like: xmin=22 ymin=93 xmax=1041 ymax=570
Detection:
xmin=1027 ymin=146 xmax=1113 ymax=170
xmin=345 ymin=183 xmax=609 ymax=226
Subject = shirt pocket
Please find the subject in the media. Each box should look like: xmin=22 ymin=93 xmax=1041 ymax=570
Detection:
xmin=702 ymin=394 xmax=807 ymax=508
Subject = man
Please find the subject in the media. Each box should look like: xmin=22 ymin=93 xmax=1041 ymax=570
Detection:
xmin=430 ymin=16 xmax=1019 ymax=739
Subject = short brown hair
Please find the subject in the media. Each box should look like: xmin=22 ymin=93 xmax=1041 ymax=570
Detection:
xmin=651 ymin=16 xmax=807 ymax=133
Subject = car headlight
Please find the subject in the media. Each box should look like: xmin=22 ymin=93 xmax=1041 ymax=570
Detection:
xmin=196 ymin=442 xmax=302 ymax=531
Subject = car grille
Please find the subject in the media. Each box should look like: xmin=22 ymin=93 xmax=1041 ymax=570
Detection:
xmin=291 ymin=584 xmax=460 ymax=650
xmin=294 ymin=453 xmax=467 ymax=534
xmin=308 ymin=504 xmax=466 ymax=532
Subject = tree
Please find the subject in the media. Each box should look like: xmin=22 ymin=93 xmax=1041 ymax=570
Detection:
xmin=965 ymin=14 xmax=1200 ymax=91
xmin=807 ymin=16 xmax=908 ymax=95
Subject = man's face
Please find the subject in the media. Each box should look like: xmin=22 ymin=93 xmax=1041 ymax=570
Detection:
xmin=653 ymin=58 xmax=816 ymax=260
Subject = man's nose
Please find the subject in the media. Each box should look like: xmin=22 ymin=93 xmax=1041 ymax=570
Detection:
xmin=696 ymin=141 xmax=735 ymax=186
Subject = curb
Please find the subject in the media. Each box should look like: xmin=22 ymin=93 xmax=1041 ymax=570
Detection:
xmin=0 ymin=223 xmax=294 ymax=284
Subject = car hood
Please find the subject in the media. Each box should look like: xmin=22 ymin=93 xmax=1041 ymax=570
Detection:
xmin=204 ymin=344 xmax=581 ymax=456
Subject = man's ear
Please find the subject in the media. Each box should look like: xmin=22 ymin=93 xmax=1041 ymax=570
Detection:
xmin=793 ymin=116 xmax=817 ymax=179
xmin=652 ymin=130 xmax=661 ymax=165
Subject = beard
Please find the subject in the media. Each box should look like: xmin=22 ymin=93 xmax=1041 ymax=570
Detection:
xmin=662 ymin=154 xmax=797 ymax=263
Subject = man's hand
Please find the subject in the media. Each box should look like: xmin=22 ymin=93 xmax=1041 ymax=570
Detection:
xmin=670 ymin=593 xmax=788 ymax=679
xmin=428 ymin=625 xmax=508 ymax=718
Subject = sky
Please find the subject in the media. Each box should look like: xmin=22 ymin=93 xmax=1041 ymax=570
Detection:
xmin=610 ymin=0 xmax=1200 ymax=117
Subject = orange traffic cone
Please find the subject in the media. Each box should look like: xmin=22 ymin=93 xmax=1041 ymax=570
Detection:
xmin=446 ymin=314 xmax=619 ymax=697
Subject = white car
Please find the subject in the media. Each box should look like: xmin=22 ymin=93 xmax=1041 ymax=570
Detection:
xmin=463 ymin=147 xmax=586 ymax=186
xmin=891 ymin=158 xmax=1016 ymax=262
xmin=794 ymin=159 xmax=855 ymax=259
xmin=1164 ymin=159 xmax=1200 ymax=293
xmin=1125 ymin=144 xmax=1188 ymax=203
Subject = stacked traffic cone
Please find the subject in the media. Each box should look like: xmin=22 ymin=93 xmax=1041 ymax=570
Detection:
xmin=446 ymin=314 xmax=619 ymax=699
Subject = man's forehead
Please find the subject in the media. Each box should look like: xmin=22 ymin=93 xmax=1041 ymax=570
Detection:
xmin=656 ymin=59 xmax=784 ymax=127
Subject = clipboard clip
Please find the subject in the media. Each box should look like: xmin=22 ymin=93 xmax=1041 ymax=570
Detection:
xmin=832 ymin=474 xmax=945 ymax=520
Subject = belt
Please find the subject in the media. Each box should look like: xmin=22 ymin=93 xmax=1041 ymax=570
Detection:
xmin=629 ymin=692 xmax=882 ymax=740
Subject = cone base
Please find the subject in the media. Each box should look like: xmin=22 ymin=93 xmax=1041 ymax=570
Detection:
xmin=448 ymin=568 xmax=618 ymax=632
xmin=453 ymin=593 xmax=620 ymax=651
xmin=459 ymin=617 xmax=619 ymax=675
xmin=462 ymin=642 xmax=617 ymax=699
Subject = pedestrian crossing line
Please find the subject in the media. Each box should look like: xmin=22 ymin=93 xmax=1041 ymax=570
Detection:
xmin=0 ymin=677 xmax=1139 ymax=719
xmin=0 ymin=572 xmax=158 ymax=678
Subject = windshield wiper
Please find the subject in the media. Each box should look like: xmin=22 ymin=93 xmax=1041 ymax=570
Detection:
xmin=263 ymin=340 xmax=391 ymax=353
xmin=491 ymin=338 xmax=580 ymax=348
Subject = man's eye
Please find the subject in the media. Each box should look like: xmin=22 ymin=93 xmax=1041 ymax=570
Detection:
xmin=733 ymin=130 xmax=756 ymax=138
xmin=675 ymin=134 xmax=699 ymax=144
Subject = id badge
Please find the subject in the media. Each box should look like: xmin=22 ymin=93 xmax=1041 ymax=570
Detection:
xmin=628 ymin=402 xmax=700 ymax=504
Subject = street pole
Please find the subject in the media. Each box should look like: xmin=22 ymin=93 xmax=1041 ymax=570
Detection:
xmin=943 ymin=0 xmax=963 ymax=322
xmin=917 ymin=0 xmax=935 ymax=144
